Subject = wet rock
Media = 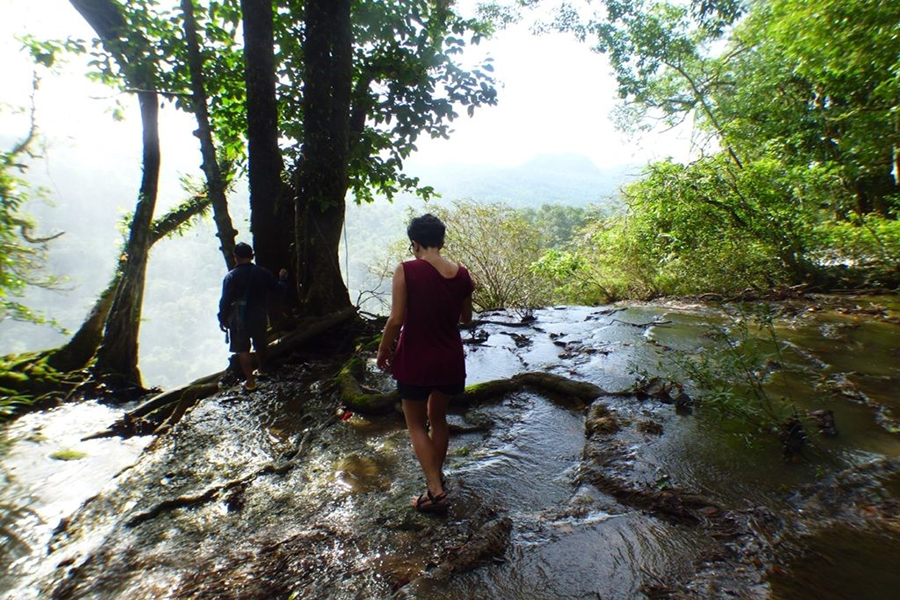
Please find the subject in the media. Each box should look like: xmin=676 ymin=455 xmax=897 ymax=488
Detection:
xmin=779 ymin=418 xmax=807 ymax=459
xmin=431 ymin=516 xmax=512 ymax=577
xmin=448 ymin=412 xmax=495 ymax=435
xmin=671 ymin=389 xmax=693 ymax=410
xmin=810 ymin=409 xmax=838 ymax=437
xmin=175 ymin=526 xmax=358 ymax=599
xmin=585 ymin=403 xmax=619 ymax=435
xmin=795 ymin=457 xmax=900 ymax=522
xmin=631 ymin=376 xmax=691 ymax=410
xmin=398 ymin=517 xmax=512 ymax=597
xmin=372 ymin=554 xmax=428 ymax=591
xmin=335 ymin=453 xmax=391 ymax=494
xmin=821 ymin=373 xmax=870 ymax=403
xmin=500 ymin=331 xmax=532 ymax=348
xmin=637 ymin=420 xmax=664 ymax=436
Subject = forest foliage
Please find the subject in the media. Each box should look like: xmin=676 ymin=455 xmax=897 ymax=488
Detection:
xmin=362 ymin=0 xmax=899 ymax=312
xmin=465 ymin=0 xmax=899 ymax=303
xmin=2 ymin=0 xmax=500 ymax=391
xmin=0 ymin=99 xmax=63 ymax=329
xmin=574 ymin=0 xmax=900 ymax=297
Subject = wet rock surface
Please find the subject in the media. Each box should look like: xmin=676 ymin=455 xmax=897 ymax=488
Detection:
xmin=2 ymin=296 xmax=899 ymax=599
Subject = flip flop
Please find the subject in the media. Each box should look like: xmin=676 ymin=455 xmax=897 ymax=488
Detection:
xmin=413 ymin=490 xmax=448 ymax=514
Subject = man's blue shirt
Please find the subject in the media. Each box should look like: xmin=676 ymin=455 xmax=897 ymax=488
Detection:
xmin=218 ymin=263 xmax=283 ymax=332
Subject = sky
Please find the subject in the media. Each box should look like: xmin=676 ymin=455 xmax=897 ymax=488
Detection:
xmin=0 ymin=0 xmax=695 ymax=386
xmin=1 ymin=0 xmax=694 ymax=172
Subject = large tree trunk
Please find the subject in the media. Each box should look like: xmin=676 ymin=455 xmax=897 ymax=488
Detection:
xmin=240 ymin=0 xmax=290 ymax=272
xmin=294 ymin=0 xmax=353 ymax=316
xmin=240 ymin=0 xmax=296 ymax=325
xmin=47 ymin=194 xmax=212 ymax=372
xmin=93 ymin=91 xmax=161 ymax=385
xmin=48 ymin=273 xmax=119 ymax=373
xmin=180 ymin=0 xmax=237 ymax=269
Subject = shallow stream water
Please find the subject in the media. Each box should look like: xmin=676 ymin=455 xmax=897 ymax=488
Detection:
xmin=1 ymin=296 xmax=899 ymax=599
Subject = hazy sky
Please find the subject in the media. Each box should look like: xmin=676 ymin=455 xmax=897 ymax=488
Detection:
xmin=1 ymin=0 xmax=693 ymax=172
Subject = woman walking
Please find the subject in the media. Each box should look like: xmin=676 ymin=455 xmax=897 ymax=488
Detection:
xmin=377 ymin=214 xmax=474 ymax=513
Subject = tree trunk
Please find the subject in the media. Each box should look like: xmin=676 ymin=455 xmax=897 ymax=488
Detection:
xmin=240 ymin=0 xmax=296 ymax=325
xmin=854 ymin=168 xmax=898 ymax=217
xmin=180 ymin=0 xmax=237 ymax=269
xmin=70 ymin=0 xmax=161 ymax=387
xmin=93 ymin=91 xmax=160 ymax=385
xmin=240 ymin=0 xmax=290 ymax=273
xmin=47 ymin=273 xmax=119 ymax=373
xmin=294 ymin=0 xmax=353 ymax=316
xmin=48 ymin=193 xmax=212 ymax=372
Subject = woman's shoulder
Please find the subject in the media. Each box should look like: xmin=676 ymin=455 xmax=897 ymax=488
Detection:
xmin=400 ymin=258 xmax=424 ymax=271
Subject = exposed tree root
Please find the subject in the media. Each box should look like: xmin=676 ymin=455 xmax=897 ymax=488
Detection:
xmin=341 ymin=365 xmax=608 ymax=415
xmin=85 ymin=307 xmax=359 ymax=439
xmin=461 ymin=317 xmax=536 ymax=329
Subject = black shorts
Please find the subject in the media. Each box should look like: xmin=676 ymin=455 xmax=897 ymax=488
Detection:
xmin=397 ymin=380 xmax=465 ymax=401
xmin=229 ymin=322 xmax=267 ymax=353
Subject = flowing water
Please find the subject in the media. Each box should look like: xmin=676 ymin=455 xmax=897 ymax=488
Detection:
xmin=1 ymin=296 xmax=898 ymax=599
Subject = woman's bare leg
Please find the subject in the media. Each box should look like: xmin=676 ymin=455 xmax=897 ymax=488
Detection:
xmin=402 ymin=398 xmax=445 ymax=498
xmin=427 ymin=391 xmax=451 ymax=476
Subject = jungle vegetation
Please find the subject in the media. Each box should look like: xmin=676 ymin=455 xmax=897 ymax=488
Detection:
xmin=2 ymin=0 xmax=899 ymax=412
xmin=521 ymin=0 xmax=900 ymax=302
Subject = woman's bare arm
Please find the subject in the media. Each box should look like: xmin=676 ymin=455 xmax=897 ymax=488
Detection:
xmin=459 ymin=295 xmax=473 ymax=325
xmin=377 ymin=264 xmax=407 ymax=370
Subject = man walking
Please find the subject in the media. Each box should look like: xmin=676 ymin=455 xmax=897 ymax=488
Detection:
xmin=218 ymin=242 xmax=287 ymax=391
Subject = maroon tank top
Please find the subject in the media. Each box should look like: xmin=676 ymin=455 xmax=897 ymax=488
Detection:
xmin=391 ymin=259 xmax=474 ymax=386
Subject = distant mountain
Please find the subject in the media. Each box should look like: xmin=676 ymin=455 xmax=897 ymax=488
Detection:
xmin=403 ymin=153 xmax=644 ymax=208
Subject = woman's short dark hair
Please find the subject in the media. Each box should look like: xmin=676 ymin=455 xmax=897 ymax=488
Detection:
xmin=407 ymin=213 xmax=446 ymax=249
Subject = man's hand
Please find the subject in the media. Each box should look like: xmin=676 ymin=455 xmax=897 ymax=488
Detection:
xmin=279 ymin=268 xmax=288 ymax=280
xmin=376 ymin=346 xmax=393 ymax=371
